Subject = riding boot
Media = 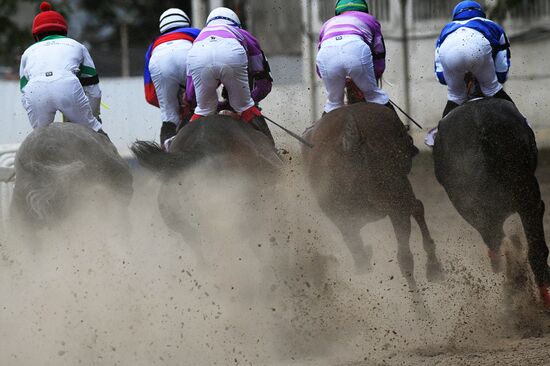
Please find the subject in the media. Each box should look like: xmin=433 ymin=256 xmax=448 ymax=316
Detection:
xmin=190 ymin=113 xmax=204 ymax=122
xmin=241 ymin=106 xmax=276 ymax=146
xmin=250 ymin=116 xmax=276 ymax=146
xmin=493 ymin=88 xmax=515 ymax=104
xmin=442 ymin=100 xmax=459 ymax=118
xmin=160 ymin=122 xmax=177 ymax=147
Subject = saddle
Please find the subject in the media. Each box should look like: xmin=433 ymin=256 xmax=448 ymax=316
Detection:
xmin=425 ymin=73 xmax=485 ymax=147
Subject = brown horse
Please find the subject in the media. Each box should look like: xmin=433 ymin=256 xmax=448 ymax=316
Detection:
xmin=131 ymin=115 xmax=282 ymax=264
xmin=302 ymin=102 xmax=443 ymax=291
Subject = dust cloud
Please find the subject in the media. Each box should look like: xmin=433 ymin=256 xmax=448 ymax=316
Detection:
xmin=1 ymin=149 xmax=549 ymax=366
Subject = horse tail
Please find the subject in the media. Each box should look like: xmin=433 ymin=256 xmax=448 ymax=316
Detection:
xmin=21 ymin=160 xmax=86 ymax=221
xmin=130 ymin=141 xmax=199 ymax=175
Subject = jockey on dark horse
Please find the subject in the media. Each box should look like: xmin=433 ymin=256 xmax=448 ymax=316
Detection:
xmin=435 ymin=1 xmax=514 ymax=118
xmin=432 ymin=3 xmax=550 ymax=307
xmin=426 ymin=1 xmax=522 ymax=146
xmin=433 ymin=95 xmax=550 ymax=306
xmin=183 ymin=7 xmax=275 ymax=147
xmin=316 ymin=0 xmax=417 ymax=154
xmin=19 ymin=2 xmax=108 ymax=137
xmin=317 ymin=0 xmax=390 ymax=113
xmin=144 ymin=8 xmax=201 ymax=149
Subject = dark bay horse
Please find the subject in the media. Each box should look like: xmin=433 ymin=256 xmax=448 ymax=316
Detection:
xmin=433 ymin=97 xmax=550 ymax=307
xmin=302 ymin=102 xmax=443 ymax=291
xmin=131 ymin=115 xmax=282 ymax=263
xmin=11 ymin=123 xmax=133 ymax=226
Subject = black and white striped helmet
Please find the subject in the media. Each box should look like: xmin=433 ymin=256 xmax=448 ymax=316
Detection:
xmin=159 ymin=8 xmax=191 ymax=33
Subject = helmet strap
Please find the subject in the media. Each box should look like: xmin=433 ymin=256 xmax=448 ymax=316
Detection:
xmin=207 ymin=16 xmax=240 ymax=27
xmin=453 ymin=6 xmax=486 ymax=19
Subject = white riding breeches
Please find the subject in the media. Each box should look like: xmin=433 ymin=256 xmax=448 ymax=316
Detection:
xmin=149 ymin=40 xmax=193 ymax=125
xmin=439 ymin=27 xmax=502 ymax=105
xmin=21 ymin=74 xmax=102 ymax=131
xmin=187 ymin=36 xmax=254 ymax=115
xmin=316 ymin=35 xmax=389 ymax=113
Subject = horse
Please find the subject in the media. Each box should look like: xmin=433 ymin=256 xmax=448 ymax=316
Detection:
xmin=302 ymin=102 xmax=444 ymax=292
xmin=130 ymin=114 xmax=282 ymax=264
xmin=10 ymin=122 xmax=133 ymax=227
xmin=432 ymin=96 xmax=550 ymax=307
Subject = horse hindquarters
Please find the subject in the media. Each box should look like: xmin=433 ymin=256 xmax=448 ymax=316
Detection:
xmin=434 ymin=99 xmax=550 ymax=307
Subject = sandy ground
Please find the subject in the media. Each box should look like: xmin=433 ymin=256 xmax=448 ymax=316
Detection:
xmin=2 ymin=145 xmax=550 ymax=366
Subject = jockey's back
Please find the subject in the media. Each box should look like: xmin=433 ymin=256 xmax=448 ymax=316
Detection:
xmin=20 ymin=36 xmax=96 ymax=85
xmin=195 ymin=24 xmax=266 ymax=75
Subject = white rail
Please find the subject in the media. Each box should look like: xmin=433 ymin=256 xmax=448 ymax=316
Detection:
xmin=0 ymin=144 xmax=18 ymax=234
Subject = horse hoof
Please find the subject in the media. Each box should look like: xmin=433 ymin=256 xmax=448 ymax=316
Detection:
xmin=490 ymin=258 xmax=504 ymax=273
xmin=489 ymin=250 xmax=504 ymax=273
xmin=354 ymin=261 xmax=372 ymax=275
xmin=426 ymin=262 xmax=445 ymax=282
xmin=539 ymin=286 xmax=550 ymax=309
xmin=354 ymin=246 xmax=373 ymax=274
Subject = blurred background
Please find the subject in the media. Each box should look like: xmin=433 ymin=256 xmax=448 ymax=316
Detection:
xmin=0 ymin=0 xmax=549 ymax=149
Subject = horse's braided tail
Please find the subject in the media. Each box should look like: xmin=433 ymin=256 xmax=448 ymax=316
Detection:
xmin=130 ymin=140 xmax=197 ymax=175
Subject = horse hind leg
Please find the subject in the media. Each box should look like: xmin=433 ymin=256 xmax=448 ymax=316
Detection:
xmin=389 ymin=212 xmax=417 ymax=291
xmin=411 ymin=199 xmax=444 ymax=282
xmin=390 ymin=211 xmax=432 ymax=318
xmin=478 ymin=220 xmax=506 ymax=273
xmin=158 ymin=183 xmax=207 ymax=267
xmin=334 ymin=219 xmax=372 ymax=274
xmin=518 ymin=199 xmax=550 ymax=307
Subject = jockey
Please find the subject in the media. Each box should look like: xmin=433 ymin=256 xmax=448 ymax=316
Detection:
xmin=144 ymin=8 xmax=201 ymax=148
xmin=19 ymin=2 xmax=107 ymax=136
xmin=317 ymin=0 xmax=392 ymax=114
xmin=435 ymin=1 xmax=513 ymax=117
xmin=185 ymin=7 xmax=275 ymax=145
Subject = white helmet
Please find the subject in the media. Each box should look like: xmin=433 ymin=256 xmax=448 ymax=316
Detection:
xmin=159 ymin=8 xmax=190 ymax=33
xmin=206 ymin=7 xmax=241 ymax=27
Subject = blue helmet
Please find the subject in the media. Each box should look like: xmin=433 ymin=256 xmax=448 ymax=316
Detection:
xmin=452 ymin=1 xmax=486 ymax=20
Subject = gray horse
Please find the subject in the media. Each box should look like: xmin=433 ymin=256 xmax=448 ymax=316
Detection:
xmin=302 ymin=102 xmax=443 ymax=291
xmin=11 ymin=123 xmax=133 ymax=227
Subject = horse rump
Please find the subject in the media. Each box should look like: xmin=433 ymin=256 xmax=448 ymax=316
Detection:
xmin=11 ymin=123 xmax=133 ymax=226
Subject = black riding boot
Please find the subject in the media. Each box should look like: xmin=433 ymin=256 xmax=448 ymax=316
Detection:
xmin=250 ymin=116 xmax=275 ymax=146
xmin=160 ymin=122 xmax=177 ymax=147
xmin=493 ymin=89 xmax=515 ymax=104
xmin=442 ymin=100 xmax=459 ymax=118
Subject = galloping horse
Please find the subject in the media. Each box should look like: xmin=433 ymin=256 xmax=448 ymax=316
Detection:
xmin=302 ymin=102 xmax=443 ymax=291
xmin=433 ymin=97 xmax=550 ymax=307
xmin=11 ymin=123 xmax=133 ymax=226
xmin=131 ymin=115 xmax=282 ymax=263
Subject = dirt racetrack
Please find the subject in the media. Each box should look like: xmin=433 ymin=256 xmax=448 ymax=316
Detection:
xmin=2 ymin=146 xmax=550 ymax=366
